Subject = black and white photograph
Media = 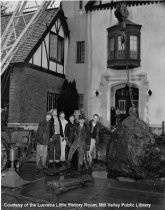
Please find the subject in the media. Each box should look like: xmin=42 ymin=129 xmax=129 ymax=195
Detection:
xmin=1 ymin=0 xmax=165 ymax=209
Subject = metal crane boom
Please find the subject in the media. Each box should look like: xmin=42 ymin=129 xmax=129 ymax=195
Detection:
xmin=1 ymin=0 xmax=52 ymax=75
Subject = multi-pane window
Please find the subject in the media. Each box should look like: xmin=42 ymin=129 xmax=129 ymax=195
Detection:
xmin=47 ymin=92 xmax=59 ymax=112
xmin=130 ymin=35 xmax=138 ymax=59
xmin=50 ymin=33 xmax=57 ymax=60
xmin=118 ymin=100 xmax=126 ymax=114
xmin=50 ymin=32 xmax=64 ymax=64
xmin=57 ymin=37 xmax=64 ymax=63
xmin=78 ymin=94 xmax=84 ymax=110
xmin=76 ymin=41 xmax=85 ymax=63
xmin=107 ymin=22 xmax=141 ymax=69
xmin=117 ymin=36 xmax=126 ymax=59
xmin=109 ymin=37 xmax=115 ymax=60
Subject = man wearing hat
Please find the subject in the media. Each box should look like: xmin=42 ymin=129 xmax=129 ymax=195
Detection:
xmin=36 ymin=112 xmax=53 ymax=171
xmin=67 ymin=115 xmax=90 ymax=172
xmin=73 ymin=110 xmax=81 ymax=127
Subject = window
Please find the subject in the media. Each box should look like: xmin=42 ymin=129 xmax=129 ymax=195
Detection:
xmin=78 ymin=94 xmax=84 ymax=110
xmin=79 ymin=0 xmax=83 ymax=10
xmin=132 ymin=100 xmax=138 ymax=108
xmin=107 ymin=20 xmax=141 ymax=69
xmin=50 ymin=33 xmax=57 ymax=60
xmin=47 ymin=92 xmax=59 ymax=112
xmin=77 ymin=41 xmax=85 ymax=63
xmin=50 ymin=32 xmax=64 ymax=64
xmin=117 ymin=36 xmax=126 ymax=59
xmin=118 ymin=100 xmax=126 ymax=114
xmin=108 ymin=37 xmax=115 ymax=60
xmin=57 ymin=37 xmax=64 ymax=63
xmin=130 ymin=35 xmax=138 ymax=59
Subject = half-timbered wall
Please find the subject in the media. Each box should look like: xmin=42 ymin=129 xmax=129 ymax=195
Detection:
xmin=29 ymin=17 xmax=67 ymax=75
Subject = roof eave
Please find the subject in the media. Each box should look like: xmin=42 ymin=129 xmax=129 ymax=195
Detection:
xmin=24 ymin=8 xmax=69 ymax=64
xmin=85 ymin=0 xmax=164 ymax=12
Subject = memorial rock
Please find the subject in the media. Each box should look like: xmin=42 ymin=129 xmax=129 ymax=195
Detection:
xmin=106 ymin=107 xmax=165 ymax=179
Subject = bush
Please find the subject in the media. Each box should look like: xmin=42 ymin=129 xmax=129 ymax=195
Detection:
xmin=57 ymin=79 xmax=79 ymax=119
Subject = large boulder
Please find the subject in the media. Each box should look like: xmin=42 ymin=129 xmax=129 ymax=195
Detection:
xmin=106 ymin=107 xmax=164 ymax=179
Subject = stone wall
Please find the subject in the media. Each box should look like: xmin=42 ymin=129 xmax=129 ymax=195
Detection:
xmin=9 ymin=65 xmax=64 ymax=124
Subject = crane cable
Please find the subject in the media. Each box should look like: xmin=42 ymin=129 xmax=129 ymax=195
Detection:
xmin=121 ymin=31 xmax=134 ymax=107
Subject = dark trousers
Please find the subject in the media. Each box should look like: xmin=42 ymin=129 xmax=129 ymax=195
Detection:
xmin=49 ymin=134 xmax=61 ymax=161
xmin=65 ymin=144 xmax=70 ymax=160
xmin=65 ymin=145 xmax=78 ymax=168
xmin=68 ymin=144 xmax=88 ymax=170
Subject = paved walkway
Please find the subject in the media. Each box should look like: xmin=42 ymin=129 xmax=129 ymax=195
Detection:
xmin=1 ymin=162 xmax=165 ymax=210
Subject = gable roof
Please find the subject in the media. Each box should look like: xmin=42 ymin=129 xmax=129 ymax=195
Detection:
xmin=85 ymin=0 xmax=164 ymax=12
xmin=1 ymin=8 xmax=69 ymax=64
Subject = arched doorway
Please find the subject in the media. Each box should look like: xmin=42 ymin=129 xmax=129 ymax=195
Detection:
xmin=111 ymin=84 xmax=139 ymax=125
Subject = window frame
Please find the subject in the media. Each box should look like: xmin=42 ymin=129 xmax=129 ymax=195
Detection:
xmin=78 ymin=94 xmax=84 ymax=110
xmin=76 ymin=41 xmax=85 ymax=64
xmin=49 ymin=31 xmax=64 ymax=65
xmin=118 ymin=100 xmax=126 ymax=114
xmin=107 ymin=24 xmax=141 ymax=69
xmin=47 ymin=92 xmax=60 ymax=112
xmin=108 ymin=36 xmax=115 ymax=60
xmin=116 ymin=35 xmax=126 ymax=59
xmin=129 ymin=34 xmax=139 ymax=60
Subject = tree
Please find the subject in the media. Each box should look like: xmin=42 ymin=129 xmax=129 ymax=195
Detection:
xmin=57 ymin=79 xmax=79 ymax=119
xmin=1 ymin=2 xmax=9 ymax=15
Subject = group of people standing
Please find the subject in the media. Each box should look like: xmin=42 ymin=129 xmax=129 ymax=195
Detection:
xmin=36 ymin=109 xmax=102 ymax=173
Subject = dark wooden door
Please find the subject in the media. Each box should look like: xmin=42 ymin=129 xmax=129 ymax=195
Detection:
xmin=115 ymin=86 xmax=139 ymax=122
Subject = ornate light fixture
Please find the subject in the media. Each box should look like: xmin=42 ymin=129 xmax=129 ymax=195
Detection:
xmin=148 ymin=89 xmax=152 ymax=96
xmin=95 ymin=90 xmax=99 ymax=97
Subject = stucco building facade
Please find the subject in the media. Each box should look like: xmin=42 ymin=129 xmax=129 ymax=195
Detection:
xmin=63 ymin=0 xmax=165 ymax=130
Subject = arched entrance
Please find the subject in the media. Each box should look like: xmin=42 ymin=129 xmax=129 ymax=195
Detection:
xmin=100 ymin=73 xmax=148 ymax=127
xmin=111 ymin=84 xmax=139 ymax=126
